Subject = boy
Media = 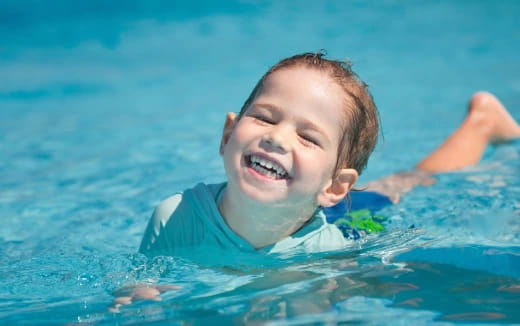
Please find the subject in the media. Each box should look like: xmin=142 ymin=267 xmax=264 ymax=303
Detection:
xmin=110 ymin=53 xmax=519 ymax=311
xmin=139 ymin=52 xmax=520 ymax=258
xmin=139 ymin=52 xmax=379 ymax=257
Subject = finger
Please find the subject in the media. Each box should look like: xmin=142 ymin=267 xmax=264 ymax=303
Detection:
xmin=114 ymin=296 xmax=133 ymax=305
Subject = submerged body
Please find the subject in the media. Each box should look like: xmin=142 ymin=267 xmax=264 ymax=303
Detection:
xmin=112 ymin=53 xmax=520 ymax=311
xmin=140 ymin=89 xmax=520 ymax=257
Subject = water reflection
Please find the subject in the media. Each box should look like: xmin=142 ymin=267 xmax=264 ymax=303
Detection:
xmin=101 ymin=255 xmax=520 ymax=324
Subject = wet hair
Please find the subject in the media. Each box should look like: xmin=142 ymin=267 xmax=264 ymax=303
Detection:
xmin=238 ymin=51 xmax=380 ymax=175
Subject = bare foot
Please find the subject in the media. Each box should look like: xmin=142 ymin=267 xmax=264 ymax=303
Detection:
xmin=415 ymin=91 xmax=518 ymax=174
xmin=467 ymin=91 xmax=520 ymax=143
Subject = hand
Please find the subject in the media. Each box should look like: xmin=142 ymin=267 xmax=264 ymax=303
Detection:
xmin=109 ymin=284 xmax=180 ymax=313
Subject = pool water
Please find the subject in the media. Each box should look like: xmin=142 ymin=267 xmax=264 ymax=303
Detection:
xmin=1 ymin=0 xmax=519 ymax=324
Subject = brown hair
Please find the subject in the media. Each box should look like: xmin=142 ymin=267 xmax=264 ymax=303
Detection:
xmin=238 ymin=52 xmax=380 ymax=175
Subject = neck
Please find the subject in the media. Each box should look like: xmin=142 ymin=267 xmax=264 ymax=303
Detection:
xmin=218 ymin=186 xmax=316 ymax=249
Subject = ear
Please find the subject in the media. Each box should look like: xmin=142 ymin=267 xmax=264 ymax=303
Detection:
xmin=219 ymin=112 xmax=238 ymax=155
xmin=316 ymin=168 xmax=358 ymax=207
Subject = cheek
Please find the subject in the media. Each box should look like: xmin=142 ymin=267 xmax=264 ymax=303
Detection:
xmin=229 ymin=124 xmax=252 ymax=146
xmin=226 ymin=124 xmax=250 ymax=148
xmin=298 ymin=150 xmax=336 ymax=179
xmin=319 ymin=149 xmax=339 ymax=179
xmin=223 ymin=127 xmax=251 ymax=166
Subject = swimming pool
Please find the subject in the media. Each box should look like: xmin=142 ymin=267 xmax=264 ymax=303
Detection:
xmin=1 ymin=0 xmax=519 ymax=324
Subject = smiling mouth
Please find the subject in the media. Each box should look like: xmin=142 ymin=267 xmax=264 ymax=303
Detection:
xmin=245 ymin=154 xmax=289 ymax=180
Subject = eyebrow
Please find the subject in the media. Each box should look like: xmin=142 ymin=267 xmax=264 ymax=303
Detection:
xmin=253 ymin=102 xmax=331 ymax=141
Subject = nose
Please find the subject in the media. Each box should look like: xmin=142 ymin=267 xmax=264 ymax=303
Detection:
xmin=261 ymin=125 xmax=292 ymax=152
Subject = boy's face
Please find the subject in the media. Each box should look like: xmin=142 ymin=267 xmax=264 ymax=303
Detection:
xmin=220 ymin=66 xmax=356 ymax=210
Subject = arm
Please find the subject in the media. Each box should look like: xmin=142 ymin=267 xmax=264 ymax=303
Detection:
xmin=363 ymin=170 xmax=435 ymax=204
xmin=110 ymin=194 xmax=183 ymax=312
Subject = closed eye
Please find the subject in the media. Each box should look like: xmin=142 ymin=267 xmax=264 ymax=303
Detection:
xmin=251 ymin=114 xmax=276 ymax=124
xmin=299 ymin=134 xmax=320 ymax=147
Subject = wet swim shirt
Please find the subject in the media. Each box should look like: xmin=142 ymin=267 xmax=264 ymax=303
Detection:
xmin=139 ymin=183 xmax=352 ymax=258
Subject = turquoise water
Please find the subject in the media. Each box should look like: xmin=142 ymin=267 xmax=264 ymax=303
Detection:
xmin=1 ymin=0 xmax=520 ymax=324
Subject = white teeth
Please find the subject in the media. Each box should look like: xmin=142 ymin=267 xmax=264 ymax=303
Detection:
xmin=250 ymin=155 xmax=287 ymax=178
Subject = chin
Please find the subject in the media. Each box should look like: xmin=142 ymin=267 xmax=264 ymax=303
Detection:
xmin=237 ymin=182 xmax=287 ymax=204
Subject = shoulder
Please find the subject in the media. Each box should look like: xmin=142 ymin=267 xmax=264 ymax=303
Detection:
xmin=152 ymin=193 xmax=183 ymax=227
xmin=139 ymin=193 xmax=184 ymax=254
xmin=149 ymin=181 xmax=224 ymax=226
